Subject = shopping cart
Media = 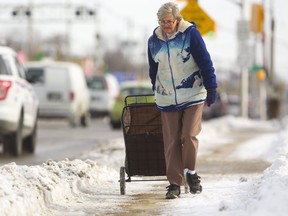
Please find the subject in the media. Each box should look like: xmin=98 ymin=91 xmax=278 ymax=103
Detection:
xmin=119 ymin=94 xmax=189 ymax=195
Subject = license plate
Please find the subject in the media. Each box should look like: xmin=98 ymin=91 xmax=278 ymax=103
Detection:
xmin=91 ymin=96 xmax=102 ymax=101
xmin=47 ymin=92 xmax=62 ymax=101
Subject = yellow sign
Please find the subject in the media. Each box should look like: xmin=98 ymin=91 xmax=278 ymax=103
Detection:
xmin=180 ymin=0 xmax=215 ymax=35
xmin=250 ymin=3 xmax=264 ymax=34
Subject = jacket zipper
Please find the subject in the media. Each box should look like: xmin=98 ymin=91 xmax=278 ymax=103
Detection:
xmin=166 ymin=40 xmax=178 ymax=105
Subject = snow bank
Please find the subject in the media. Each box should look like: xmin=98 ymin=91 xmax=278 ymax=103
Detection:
xmin=245 ymin=129 xmax=288 ymax=216
xmin=0 ymin=159 xmax=118 ymax=215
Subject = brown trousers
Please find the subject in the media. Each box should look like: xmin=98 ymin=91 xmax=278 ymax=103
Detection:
xmin=161 ymin=103 xmax=204 ymax=186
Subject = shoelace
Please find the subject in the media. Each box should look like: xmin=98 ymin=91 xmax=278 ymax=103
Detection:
xmin=189 ymin=174 xmax=201 ymax=183
xmin=166 ymin=184 xmax=179 ymax=191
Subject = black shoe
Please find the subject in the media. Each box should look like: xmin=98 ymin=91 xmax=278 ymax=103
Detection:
xmin=165 ymin=184 xmax=180 ymax=199
xmin=186 ymin=172 xmax=202 ymax=194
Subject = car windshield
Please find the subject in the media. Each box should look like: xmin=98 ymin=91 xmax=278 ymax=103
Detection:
xmin=121 ymin=87 xmax=153 ymax=96
xmin=26 ymin=68 xmax=45 ymax=84
xmin=87 ymin=77 xmax=106 ymax=90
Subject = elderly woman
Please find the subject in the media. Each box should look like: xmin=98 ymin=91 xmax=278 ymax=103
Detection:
xmin=147 ymin=2 xmax=218 ymax=199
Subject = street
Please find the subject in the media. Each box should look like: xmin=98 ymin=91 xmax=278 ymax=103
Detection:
xmin=0 ymin=117 xmax=123 ymax=166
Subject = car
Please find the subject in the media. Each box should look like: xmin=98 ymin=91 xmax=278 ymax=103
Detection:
xmin=202 ymin=91 xmax=228 ymax=120
xmin=0 ymin=46 xmax=39 ymax=156
xmin=227 ymin=95 xmax=241 ymax=116
xmin=109 ymin=80 xmax=154 ymax=129
xmin=86 ymin=74 xmax=120 ymax=116
xmin=25 ymin=61 xmax=90 ymax=127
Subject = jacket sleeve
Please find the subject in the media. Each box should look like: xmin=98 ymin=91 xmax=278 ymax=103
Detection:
xmin=190 ymin=27 xmax=217 ymax=90
xmin=147 ymin=45 xmax=158 ymax=91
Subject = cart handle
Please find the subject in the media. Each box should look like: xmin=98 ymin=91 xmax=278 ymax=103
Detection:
xmin=124 ymin=94 xmax=155 ymax=106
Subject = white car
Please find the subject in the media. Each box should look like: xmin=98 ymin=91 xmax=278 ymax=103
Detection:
xmin=25 ymin=61 xmax=90 ymax=127
xmin=0 ymin=46 xmax=39 ymax=156
xmin=86 ymin=74 xmax=120 ymax=116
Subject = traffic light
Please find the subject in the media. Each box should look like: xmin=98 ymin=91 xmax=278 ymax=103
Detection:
xmin=250 ymin=3 xmax=264 ymax=34
xmin=11 ymin=7 xmax=32 ymax=18
xmin=207 ymin=30 xmax=214 ymax=37
xmin=256 ymin=69 xmax=266 ymax=81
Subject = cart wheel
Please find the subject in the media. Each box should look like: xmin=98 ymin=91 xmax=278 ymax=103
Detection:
xmin=184 ymin=182 xmax=189 ymax=193
xmin=184 ymin=176 xmax=189 ymax=194
xmin=120 ymin=166 xmax=126 ymax=195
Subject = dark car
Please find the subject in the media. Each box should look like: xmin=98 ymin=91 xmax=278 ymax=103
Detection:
xmin=202 ymin=92 xmax=228 ymax=120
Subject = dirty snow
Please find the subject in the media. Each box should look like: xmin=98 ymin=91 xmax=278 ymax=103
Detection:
xmin=0 ymin=115 xmax=288 ymax=216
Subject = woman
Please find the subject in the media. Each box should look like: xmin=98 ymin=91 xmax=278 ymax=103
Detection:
xmin=147 ymin=2 xmax=218 ymax=199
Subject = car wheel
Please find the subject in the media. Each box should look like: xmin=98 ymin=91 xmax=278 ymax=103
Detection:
xmin=110 ymin=120 xmax=121 ymax=129
xmin=80 ymin=111 xmax=91 ymax=127
xmin=23 ymin=120 xmax=37 ymax=153
xmin=3 ymin=113 xmax=23 ymax=156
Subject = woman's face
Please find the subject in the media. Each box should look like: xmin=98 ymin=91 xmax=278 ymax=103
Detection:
xmin=159 ymin=14 xmax=178 ymax=34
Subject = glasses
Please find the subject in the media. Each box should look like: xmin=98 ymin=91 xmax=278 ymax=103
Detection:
xmin=158 ymin=20 xmax=176 ymax=26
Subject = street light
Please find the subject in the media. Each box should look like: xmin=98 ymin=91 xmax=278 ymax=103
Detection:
xmin=11 ymin=6 xmax=33 ymax=60
xmin=75 ymin=7 xmax=95 ymax=19
xmin=11 ymin=6 xmax=32 ymax=18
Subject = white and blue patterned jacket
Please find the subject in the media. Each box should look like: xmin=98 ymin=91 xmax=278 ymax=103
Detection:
xmin=148 ymin=19 xmax=217 ymax=112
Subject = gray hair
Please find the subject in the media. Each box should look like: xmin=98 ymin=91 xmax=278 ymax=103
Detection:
xmin=157 ymin=2 xmax=183 ymax=21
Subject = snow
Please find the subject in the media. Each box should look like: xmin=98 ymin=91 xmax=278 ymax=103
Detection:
xmin=1 ymin=115 xmax=288 ymax=215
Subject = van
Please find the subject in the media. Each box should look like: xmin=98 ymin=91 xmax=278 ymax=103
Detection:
xmin=86 ymin=74 xmax=119 ymax=116
xmin=25 ymin=61 xmax=90 ymax=127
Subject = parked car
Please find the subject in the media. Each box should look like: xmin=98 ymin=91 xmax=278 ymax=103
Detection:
xmin=86 ymin=74 xmax=119 ymax=116
xmin=0 ymin=46 xmax=39 ymax=156
xmin=25 ymin=61 xmax=90 ymax=127
xmin=202 ymin=91 xmax=229 ymax=120
xmin=109 ymin=80 xmax=154 ymax=129
xmin=227 ymin=95 xmax=241 ymax=116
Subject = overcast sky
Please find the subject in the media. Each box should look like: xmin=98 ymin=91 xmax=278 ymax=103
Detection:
xmin=1 ymin=0 xmax=287 ymax=83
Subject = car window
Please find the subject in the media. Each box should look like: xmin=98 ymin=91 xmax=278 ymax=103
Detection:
xmin=121 ymin=87 xmax=153 ymax=96
xmin=26 ymin=67 xmax=45 ymax=84
xmin=0 ymin=56 xmax=10 ymax=75
xmin=87 ymin=77 xmax=106 ymax=90
xmin=13 ymin=57 xmax=26 ymax=79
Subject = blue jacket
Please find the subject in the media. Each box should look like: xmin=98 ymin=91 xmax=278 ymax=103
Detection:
xmin=148 ymin=20 xmax=217 ymax=112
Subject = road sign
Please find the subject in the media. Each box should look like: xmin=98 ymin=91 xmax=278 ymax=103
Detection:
xmin=180 ymin=0 xmax=215 ymax=35
xmin=237 ymin=20 xmax=250 ymax=41
xmin=250 ymin=3 xmax=264 ymax=34
xmin=237 ymin=42 xmax=254 ymax=68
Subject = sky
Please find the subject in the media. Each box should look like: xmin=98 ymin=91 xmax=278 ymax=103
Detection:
xmin=0 ymin=115 xmax=288 ymax=215
xmin=75 ymin=0 xmax=288 ymax=83
xmin=0 ymin=0 xmax=287 ymax=83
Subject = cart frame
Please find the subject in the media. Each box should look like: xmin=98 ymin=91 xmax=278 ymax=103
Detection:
xmin=119 ymin=94 xmax=188 ymax=195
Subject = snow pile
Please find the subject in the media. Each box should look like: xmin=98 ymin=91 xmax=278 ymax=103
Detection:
xmin=246 ymin=129 xmax=288 ymax=216
xmin=0 ymin=159 xmax=118 ymax=215
xmin=214 ymin=116 xmax=288 ymax=216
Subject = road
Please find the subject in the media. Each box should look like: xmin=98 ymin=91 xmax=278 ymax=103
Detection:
xmin=0 ymin=117 xmax=123 ymax=166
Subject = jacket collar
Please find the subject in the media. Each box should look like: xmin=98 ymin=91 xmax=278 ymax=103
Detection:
xmin=154 ymin=19 xmax=193 ymax=41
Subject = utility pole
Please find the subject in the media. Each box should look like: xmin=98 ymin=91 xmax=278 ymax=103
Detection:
xmin=266 ymin=0 xmax=280 ymax=119
xmin=221 ymin=0 xmax=250 ymax=118
xmin=269 ymin=0 xmax=275 ymax=86
xmin=239 ymin=0 xmax=249 ymax=118
xmin=65 ymin=0 xmax=71 ymax=59
xmin=260 ymin=0 xmax=267 ymax=120
xmin=27 ymin=0 xmax=34 ymax=60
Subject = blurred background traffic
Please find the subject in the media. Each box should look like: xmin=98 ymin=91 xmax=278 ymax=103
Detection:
xmin=1 ymin=0 xmax=288 ymax=128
